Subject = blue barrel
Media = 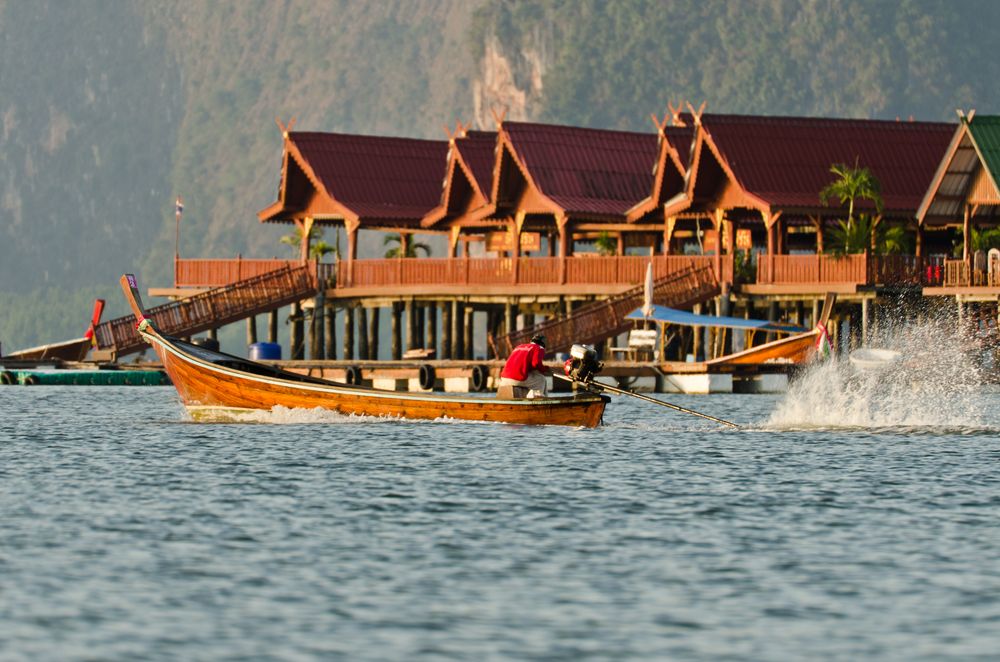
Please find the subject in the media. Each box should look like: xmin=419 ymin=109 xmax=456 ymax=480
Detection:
xmin=249 ymin=342 xmax=282 ymax=361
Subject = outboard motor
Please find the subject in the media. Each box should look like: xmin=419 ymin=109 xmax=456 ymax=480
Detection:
xmin=564 ymin=344 xmax=603 ymax=384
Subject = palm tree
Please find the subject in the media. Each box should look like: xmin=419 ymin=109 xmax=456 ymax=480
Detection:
xmin=383 ymin=233 xmax=431 ymax=258
xmin=820 ymin=161 xmax=885 ymax=255
xmin=594 ymin=231 xmax=617 ymax=256
xmin=826 ymin=214 xmax=911 ymax=256
xmin=279 ymin=225 xmax=339 ymax=260
xmin=820 ymin=161 xmax=883 ymax=224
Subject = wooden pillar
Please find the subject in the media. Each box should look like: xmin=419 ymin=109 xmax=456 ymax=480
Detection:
xmin=663 ymin=216 xmax=677 ymax=256
xmin=713 ymin=209 xmax=724 ymax=282
xmin=811 ymin=299 xmax=820 ymax=328
xmin=512 ymin=211 xmax=525 ymax=284
xmin=311 ymin=289 xmax=325 ymax=360
xmin=765 ymin=214 xmax=775 ymax=283
xmin=290 ymin=302 xmax=304 ymax=360
xmin=861 ymin=298 xmax=869 ymax=346
xmin=342 ymin=305 xmax=354 ymax=361
xmin=357 ymin=306 xmax=369 ymax=360
xmin=766 ymin=300 xmax=779 ymax=344
xmin=425 ymin=303 xmax=437 ymax=357
xmin=557 ymin=219 xmax=570 ymax=284
xmin=915 ymin=223 xmax=924 ymax=258
xmin=441 ymin=302 xmax=453 ymax=359
xmin=246 ymin=315 xmax=257 ymax=346
xmin=325 ymin=305 xmax=336 ymax=360
xmin=416 ymin=304 xmax=426 ymax=349
xmin=451 ymin=300 xmax=463 ymax=359
xmin=463 ymin=304 xmax=474 ymax=360
xmin=815 ymin=217 xmax=825 ymax=253
xmin=207 ymin=327 xmax=217 ymax=341
xmin=368 ymin=307 xmax=380 ymax=360
xmin=391 ymin=302 xmax=402 ymax=360
xmin=692 ymin=302 xmax=701 ymax=361
xmin=504 ymin=301 xmax=515 ymax=335
xmin=963 ymin=204 xmax=971 ymax=264
xmin=406 ymin=299 xmax=417 ymax=352
xmin=299 ymin=217 xmax=314 ymax=263
xmin=346 ymin=224 xmax=358 ymax=287
xmin=268 ymin=310 xmax=278 ymax=343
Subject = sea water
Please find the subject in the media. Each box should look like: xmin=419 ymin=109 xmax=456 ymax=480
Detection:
xmin=2 ymin=356 xmax=1000 ymax=659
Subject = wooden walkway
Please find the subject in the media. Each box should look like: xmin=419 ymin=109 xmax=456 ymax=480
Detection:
xmin=93 ymin=264 xmax=317 ymax=357
xmin=496 ymin=264 xmax=720 ymax=356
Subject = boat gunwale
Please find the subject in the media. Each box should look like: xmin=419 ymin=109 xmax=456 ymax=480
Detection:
xmin=145 ymin=329 xmax=604 ymax=408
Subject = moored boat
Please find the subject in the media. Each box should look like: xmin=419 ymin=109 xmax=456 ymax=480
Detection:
xmin=120 ymin=274 xmax=608 ymax=427
xmin=1 ymin=300 xmax=105 ymax=362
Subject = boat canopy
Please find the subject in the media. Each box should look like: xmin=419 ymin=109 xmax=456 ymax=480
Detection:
xmin=625 ymin=304 xmax=808 ymax=334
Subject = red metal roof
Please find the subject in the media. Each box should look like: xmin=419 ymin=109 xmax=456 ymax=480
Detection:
xmin=699 ymin=114 xmax=956 ymax=213
xmin=664 ymin=126 xmax=694 ymax=170
xmin=502 ymin=122 xmax=659 ymax=215
xmin=289 ymin=132 xmax=448 ymax=222
xmin=456 ymin=130 xmax=497 ymax=199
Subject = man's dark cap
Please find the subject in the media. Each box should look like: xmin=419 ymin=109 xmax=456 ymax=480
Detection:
xmin=531 ymin=334 xmax=546 ymax=347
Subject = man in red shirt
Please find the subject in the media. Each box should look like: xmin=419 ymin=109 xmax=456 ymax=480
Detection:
xmin=499 ymin=334 xmax=550 ymax=398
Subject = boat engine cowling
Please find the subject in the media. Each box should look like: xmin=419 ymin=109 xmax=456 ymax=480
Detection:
xmin=564 ymin=344 xmax=603 ymax=384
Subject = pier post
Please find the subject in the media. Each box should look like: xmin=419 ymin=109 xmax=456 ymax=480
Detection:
xmin=452 ymin=300 xmax=463 ymax=359
xmin=464 ymin=304 xmax=474 ymax=360
xmin=342 ymin=305 xmax=355 ymax=361
xmin=207 ymin=327 xmax=218 ymax=341
xmin=246 ymin=316 xmax=257 ymax=346
xmin=504 ymin=301 xmax=515 ymax=335
xmin=312 ymin=289 xmax=325 ymax=360
xmin=406 ymin=299 xmax=417 ymax=352
xmin=291 ymin=302 xmax=304 ymax=360
xmin=441 ymin=302 xmax=452 ymax=359
xmin=357 ymin=306 xmax=369 ymax=360
xmin=692 ymin=303 xmax=702 ymax=360
xmin=325 ymin=305 xmax=336 ymax=360
xmin=811 ymin=299 xmax=820 ymax=328
xmin=719 ymin=285 xmax=732 ymax=355
xmin=391 ymin=301 xmax=402 ymax=360
xmin=426 ymin=303 xmax=437 ymax=357
xmin=766 ymin=300 xmax=779 ymax=344
xmin=368 ymin=307 xmax=380 ymax=360
xmin=268 ymin=310 xmax=278 ymax=344
xmin=861 ymin=298 xmax=869 ymax=346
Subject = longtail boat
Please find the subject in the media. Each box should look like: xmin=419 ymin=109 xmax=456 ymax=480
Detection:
xmin=2 ymin=300 xmax=105 ymax=361
xmin=119 ymin=274 xmax=608 ymax=427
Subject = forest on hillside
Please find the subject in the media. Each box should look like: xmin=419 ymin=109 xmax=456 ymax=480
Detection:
xmin=2 ymin=0 xmax=1000 ymax=349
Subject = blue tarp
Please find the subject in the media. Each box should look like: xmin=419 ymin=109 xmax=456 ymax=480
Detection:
xmin=625 ymin=304 xmax=808 ymax=334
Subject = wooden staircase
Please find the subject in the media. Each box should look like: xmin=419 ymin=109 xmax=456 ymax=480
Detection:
xmin=93 ymin=264 xmax=317 ymax=357
xmin=496 ymin=264 xmax=720 ymax=356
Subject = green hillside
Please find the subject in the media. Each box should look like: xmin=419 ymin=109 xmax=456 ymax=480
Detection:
xmin=2 ymin=0 xmax=999 ymax=349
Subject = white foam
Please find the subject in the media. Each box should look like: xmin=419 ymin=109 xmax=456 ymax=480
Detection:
xmin=766 ymin=312 xmax=990 ymax=430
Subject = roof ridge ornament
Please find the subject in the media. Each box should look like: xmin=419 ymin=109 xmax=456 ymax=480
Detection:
xmin=490 ymin=106 xmax=507 ymax=130
xmin=685 ymin=101 xmax=706 ymax=127
xmin=274 ymin=116 xmax=297 ymax=139
xmin=666 ymin=101 xmax=687 ymax=127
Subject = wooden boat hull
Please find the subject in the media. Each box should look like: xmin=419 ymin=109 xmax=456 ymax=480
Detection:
xmin=146 ymin=331 xmax=608 ymax=427
xmin=4 ymin=336 xmax=92 ymax=361
xmin=704 ymin=329 xmax=819 ymax=367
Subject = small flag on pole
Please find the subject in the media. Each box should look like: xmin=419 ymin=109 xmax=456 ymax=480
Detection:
xmin=175 ymin=196 xmax=184 ymax=219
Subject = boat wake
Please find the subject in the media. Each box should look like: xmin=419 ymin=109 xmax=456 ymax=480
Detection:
xmin=185 ymin=405 xmax=405 ymax=425
xmin=764 ymin=313 xmax=993 ymax=431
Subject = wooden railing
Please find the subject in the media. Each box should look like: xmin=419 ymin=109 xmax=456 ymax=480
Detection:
xmin=496 ymin=264 xmax=720 ymax=356
xmin=174 ymin=257 xmax=336 ymax=288
xmin=96 ymin=264 xmax=318 ymax=356
xmin=338 ymin=255 xmax=731 ymax=289
xmin=757 ymin=254 xmax=952 ymax=287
